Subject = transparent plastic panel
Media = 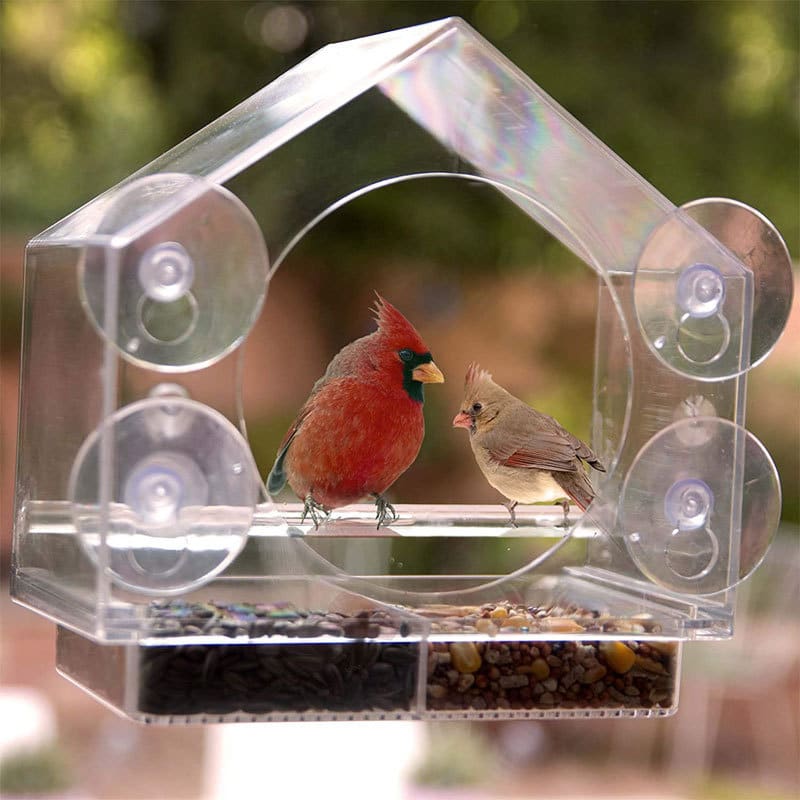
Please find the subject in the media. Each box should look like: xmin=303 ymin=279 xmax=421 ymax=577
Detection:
xmin=15 ymin=247 xmax=105 ymax=498
xmin=12 ymin=245 xmax=106 ymax=619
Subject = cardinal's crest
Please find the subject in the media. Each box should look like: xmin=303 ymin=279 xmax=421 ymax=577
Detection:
xmin=463 ymin=362 xmax=497 ymax=403
xmin=372 ymin=292 xmax=427 ymax=353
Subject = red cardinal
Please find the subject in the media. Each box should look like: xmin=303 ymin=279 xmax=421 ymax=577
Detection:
xmin=267 ymin=294 xmax=444 ymax=528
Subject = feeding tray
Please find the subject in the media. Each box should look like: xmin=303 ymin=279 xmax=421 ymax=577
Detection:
xmin=11 ymin=18 xmax=792 ymax=723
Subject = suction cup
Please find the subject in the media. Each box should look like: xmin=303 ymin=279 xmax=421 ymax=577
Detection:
xmin=79 ymin=173 xmax=269 ymax=372
xmin=681 ymin=198 xmax=794 ymax=369
xmin=620 ymin=417 xmax=781 ymax=595
xmin=634 ymin=198 xmax=793 ymax=381
xmin=69 ymin=394 xmax=260 ymax=594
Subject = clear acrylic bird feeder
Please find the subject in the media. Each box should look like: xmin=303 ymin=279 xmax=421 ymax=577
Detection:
xmin=12 ymin=18 xmax=793 ymax=723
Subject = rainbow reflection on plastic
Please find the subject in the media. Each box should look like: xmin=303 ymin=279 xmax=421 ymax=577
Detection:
xmin=380 ymin=29 xmax=674 ymax=272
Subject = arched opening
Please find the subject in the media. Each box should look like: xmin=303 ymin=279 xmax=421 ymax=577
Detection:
xmin=237 ymin=172 xmax=633 ymax=599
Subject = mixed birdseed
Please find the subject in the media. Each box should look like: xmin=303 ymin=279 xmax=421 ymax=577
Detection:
xmin=426 ymin=639 xmax=675 ymax=712
xmin=416 ymin=602 xmax=676 ymax=713
xmin=138 ymin=599 xmax=676 ymax=716
xmin=411 ymin=601 xmax=665 ymax=636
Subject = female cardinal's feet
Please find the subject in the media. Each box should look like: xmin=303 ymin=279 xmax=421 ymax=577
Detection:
xmin=504 ymin=500 xmax=518 ymax=528
xmin=555 ymin=497 xmax=571 ymax=528
xmin=373 ymin=494 xmax=398 ymax=529
xmin=300 ymin=495 xmax=330 ymax=530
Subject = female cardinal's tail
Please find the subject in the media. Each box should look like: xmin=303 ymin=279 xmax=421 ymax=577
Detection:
xmin=553 ymin=468 xmax=597 ymax=512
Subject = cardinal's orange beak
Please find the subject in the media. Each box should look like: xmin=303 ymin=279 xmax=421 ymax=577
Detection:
xmin=453 ymin=411 xmax=472 ymax=429
xmin=412 ymin=361 xmax=445 ymax=384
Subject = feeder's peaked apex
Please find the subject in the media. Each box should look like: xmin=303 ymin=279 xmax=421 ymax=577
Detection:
xmin=321 ymin=17 xmax=461 ymax=58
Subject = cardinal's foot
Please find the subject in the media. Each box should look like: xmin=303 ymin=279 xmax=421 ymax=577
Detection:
xmin=300 ymin=495 xmax=330 ymax=530
xmin=555 ymin=497 xmax=571 ymax=528
xmin=372 ymin=494 xmax=398 ymax=530
xmin=504 ymin=500 xmax=519 ymax=528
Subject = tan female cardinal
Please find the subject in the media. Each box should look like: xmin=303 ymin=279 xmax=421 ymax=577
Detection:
xmin=453 ymin=363 xmax=605 ymax=526
xmin=268 ymin=294 xmax=444 ymax=528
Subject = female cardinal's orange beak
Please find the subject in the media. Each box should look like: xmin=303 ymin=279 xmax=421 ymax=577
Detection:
xmin=452 ymin=411 xmax=472 ymax=429
xmin=412 ymin=361 xmax=445 ymax=383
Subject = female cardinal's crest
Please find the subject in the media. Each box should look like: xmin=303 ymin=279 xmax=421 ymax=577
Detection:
xmin=465 ymin=362 xmax=493 ymax=390
xmin=372 ymin=293 xmax=428 ymax=352
xmin=464 ymin=362 xmax=496 ymax=404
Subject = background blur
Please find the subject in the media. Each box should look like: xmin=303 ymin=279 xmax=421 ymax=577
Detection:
xmin=1 ymin=1 xmax=797 ymax=798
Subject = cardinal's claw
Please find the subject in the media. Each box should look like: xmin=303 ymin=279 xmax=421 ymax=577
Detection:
xmin=301 ymin=495 xmax=329 ymax=530
xmin=373 ymin=494 xmax=398 ymax=530
xmin=504 ymin=500 xmax=518 ymax=528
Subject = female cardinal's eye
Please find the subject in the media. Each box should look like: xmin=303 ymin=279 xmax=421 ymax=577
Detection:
xmin=472 ymin=402 xmax=483 ymax=413
xmin=399 ymin=349 xmax=413 ymax=362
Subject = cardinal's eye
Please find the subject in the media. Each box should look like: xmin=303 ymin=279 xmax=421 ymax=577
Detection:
xmin=399 ymin=349 xmax=414 ymax=362
xmin=472 ymin=402 xmax=483 ymax=413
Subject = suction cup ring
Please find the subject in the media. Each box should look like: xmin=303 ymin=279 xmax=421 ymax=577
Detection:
xmin=675 ymin=309 xmax=731 ymax=366
xmin=620 ymin=416 xmax=781 ymax=595
xmin=69 ymin=396 xmax=260 ymax=595
xmin=135 ymin=290 xmax=200 ymax=346
xmin=665 ymin=526 xmax=720 ymax=581
xmin=79 ymin=173 xmax=270 ymax=372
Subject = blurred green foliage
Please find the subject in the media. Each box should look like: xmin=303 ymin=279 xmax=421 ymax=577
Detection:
xmin=411 ymin=722 xmax=494 ymax=787
xmin=0 ymin=746 xmax=72 ymax=795
xmin=697 ymin=778 xmax=800 ymax=800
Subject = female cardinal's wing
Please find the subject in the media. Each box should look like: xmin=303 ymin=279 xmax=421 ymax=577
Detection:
xmin=481 ymin=405 xmax=595 ymax=473
xmin=564 ymin=430 xmax=605 ymax=472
